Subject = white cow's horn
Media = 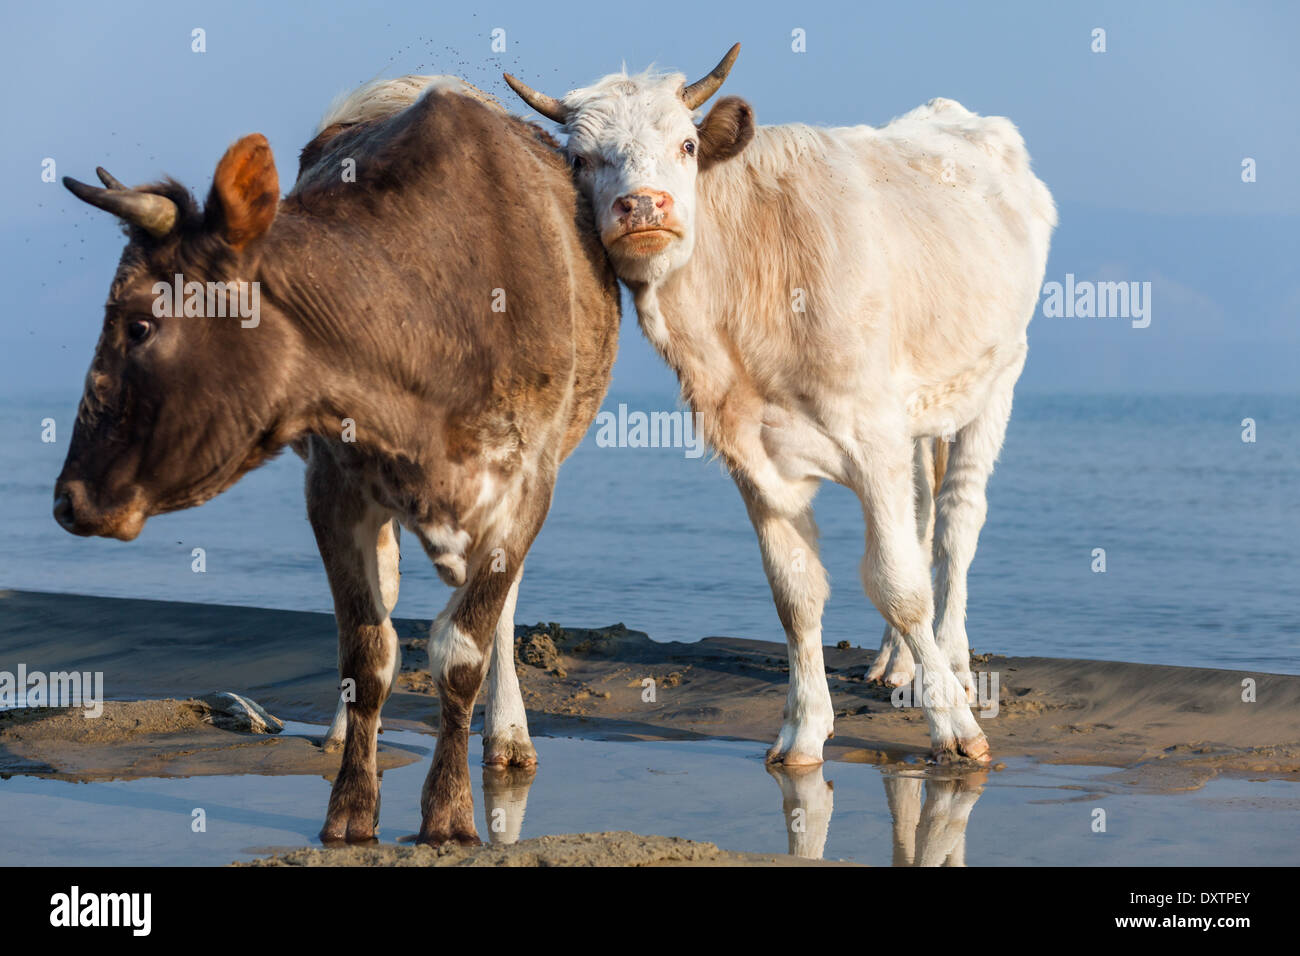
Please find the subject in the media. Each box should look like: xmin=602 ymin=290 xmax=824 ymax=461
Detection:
xmin=503 ymin=73 xmax=568 ymax=124
xmin=681 ymin=43 xmax=741 ymax=110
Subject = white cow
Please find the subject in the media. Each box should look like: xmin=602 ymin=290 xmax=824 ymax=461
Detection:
xmin=507 ymin=45 xmax=1056 ymax=764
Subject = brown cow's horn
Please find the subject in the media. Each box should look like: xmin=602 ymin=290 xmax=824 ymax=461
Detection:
xmin=503 ymin=73 xmax=568 ymax=123
xmin=95 ymin=167 xmax=127 ymax=190
xmin=681 ymin=43 xmax=741 ymax=109
xmin=63 ymin=176 xmax=177 ymax=237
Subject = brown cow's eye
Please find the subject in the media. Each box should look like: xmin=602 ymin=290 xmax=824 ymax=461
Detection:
xmin=126 ymin=318 xmax=154 ymax=345
xmin=683 ymin=140 xmax=697 ymax=157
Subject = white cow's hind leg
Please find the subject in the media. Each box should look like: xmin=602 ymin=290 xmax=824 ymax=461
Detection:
xmin=866 ymin=624 xmax=916 ymax=686
xmin=865 ymin=439 xmax=933 ymax=687
xmin=933 ymin=354 xmax=1024 ymax=702
xmin=857 ymin=437 xmax=987 ymax=761
xmin=738 ymin=481 xmax=835 ymax=766
xmin=482 ymin=569 xmax=536 ymax=767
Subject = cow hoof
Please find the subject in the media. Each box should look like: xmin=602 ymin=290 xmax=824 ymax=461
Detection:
xmin=482 ymin=736 xmax=538 ymax=768
xmin=319 ymin=807 xmax=378 ymax=845
xmin=319 ymin=825 xmax=377 ymax=845
xmin=767 ymin=748 xmax=825 ymax=767
xmin=321 ymin=736 xmax=344 ymax=754
xmin=959 ymin=734 xmax=991 ymax=761
xmin=767 ymin=717 xmax=833 ymax=766
xmin=931 ymin=734 xmax=991 ymax=765
xmin=417 ymin=829 xmax=482 ymax=847
xmin=867 ymin=658 xmax=916 ymax=687
xmin=766 ymin=734 xmax=829 ymax=767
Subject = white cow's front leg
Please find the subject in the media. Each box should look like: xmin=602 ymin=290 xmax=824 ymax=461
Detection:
xmin=770 ymin=626 xmax=836 ymax=765
xmin=738 ymin=483 xmax=835 ymax=765
xmin=482 ymin=569 xmax=536 ymax=767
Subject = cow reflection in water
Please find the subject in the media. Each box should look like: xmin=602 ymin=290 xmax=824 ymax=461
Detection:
xmin=472 ymin=756 xmax=984 ymax=864
xmin=774 ymin=766 xmax=987 ymax=865
xmin=881 ymin=771 xmax=987 ymax=866
xmin=767 ymin=765 xmax=836 ymax=859
xmin=481 ymin=766 xmax=537 ymax=845
xmin=766 ymin=765 xmax=985 ymax=864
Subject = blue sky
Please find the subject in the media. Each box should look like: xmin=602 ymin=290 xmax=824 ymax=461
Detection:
xmin=2 ymin=0 xmax=1296 ymax=396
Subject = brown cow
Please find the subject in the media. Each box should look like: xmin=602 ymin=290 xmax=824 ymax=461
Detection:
xmin=54 ymin=76 xmax=619 ymax=845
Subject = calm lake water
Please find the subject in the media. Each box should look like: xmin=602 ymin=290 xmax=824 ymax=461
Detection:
xmin=1 ymin=727 xmax=1295 ymax=866
xmin=2 ymin=391 xmax=1297 ymax=673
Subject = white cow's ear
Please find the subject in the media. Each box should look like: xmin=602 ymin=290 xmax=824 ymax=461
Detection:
xmin=696 ymin=97 xmax=755 ymax=170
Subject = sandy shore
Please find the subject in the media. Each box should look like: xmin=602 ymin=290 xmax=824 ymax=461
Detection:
xmin=238 ymin=832 xmax=855 ymax=867
xmin=2 ymin=587 xmax=1297 ymax=862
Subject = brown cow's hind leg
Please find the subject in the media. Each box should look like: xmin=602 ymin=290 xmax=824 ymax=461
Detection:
xmin=307 ymin=446 xmax=400 ymax=844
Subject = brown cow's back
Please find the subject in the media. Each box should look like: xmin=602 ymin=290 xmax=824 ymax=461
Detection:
xmin=282 ymin=89 xmax=618 ymax=467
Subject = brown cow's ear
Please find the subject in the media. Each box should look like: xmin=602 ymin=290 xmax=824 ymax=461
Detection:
xmin=207 ymin=133 xmax=280 ymax=250
xmin=696 ymin=96 xmax=755 ymax=171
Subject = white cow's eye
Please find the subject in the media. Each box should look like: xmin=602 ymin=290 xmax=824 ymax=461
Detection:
xmin=683 ymin=140 xmax=697 ymax=157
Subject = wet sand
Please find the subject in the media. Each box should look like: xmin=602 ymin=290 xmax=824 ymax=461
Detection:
xmin=2 ymin=588 xmax=1297 ymax=864
xmin=0 ymin=699 xmax=419 ymax=780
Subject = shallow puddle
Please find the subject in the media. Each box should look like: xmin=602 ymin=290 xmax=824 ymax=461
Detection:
xmin=1 ymin=723 xmax=1295 ymax=866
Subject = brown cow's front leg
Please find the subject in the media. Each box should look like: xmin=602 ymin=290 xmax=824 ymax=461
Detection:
xmin=417 ymin=563 xmax=515 ymax=846
xmin=419 ymin=660 xmax=484 ymax=844
xmin=306 ymin=445 xmax=401 ymax=844
xmin=416 ymin=522 xmax=538 ymax=842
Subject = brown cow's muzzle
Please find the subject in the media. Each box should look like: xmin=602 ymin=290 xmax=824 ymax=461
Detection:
xmin=604 ymin=190 xmax=682 ymax=256
xmin=53 ymin=478 xmax=148 ymax=541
